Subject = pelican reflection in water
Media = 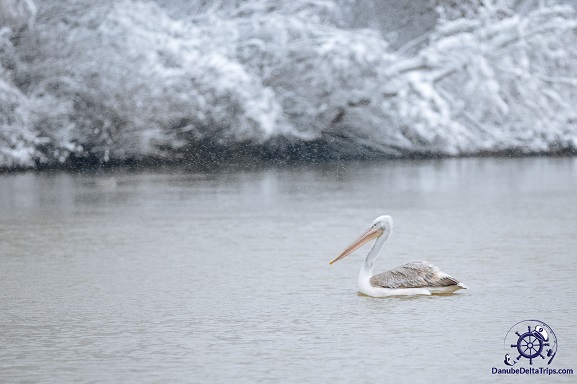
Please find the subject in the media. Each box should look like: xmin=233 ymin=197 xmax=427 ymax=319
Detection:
xmin=330 ymin=215 xmax=467 ymax=297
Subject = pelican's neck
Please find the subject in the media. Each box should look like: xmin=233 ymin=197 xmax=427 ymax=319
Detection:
xmin=358 ymin=230 xmax=390 ymax=284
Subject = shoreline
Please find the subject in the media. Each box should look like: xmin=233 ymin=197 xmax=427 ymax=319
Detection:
xmin=1 ymin=146 xmax=575 ymax=174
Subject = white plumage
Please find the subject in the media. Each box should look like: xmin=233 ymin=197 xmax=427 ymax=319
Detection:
xmin=330 ymin=215 xmax=467 ymax=297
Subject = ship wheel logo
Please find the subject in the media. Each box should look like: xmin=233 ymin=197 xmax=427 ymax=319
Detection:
xmin=503 ymin=320 xmax=557 ymax=366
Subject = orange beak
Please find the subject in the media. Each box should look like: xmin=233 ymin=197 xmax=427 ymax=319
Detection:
xmin=330 ymin=227 xmax=383 ymax=265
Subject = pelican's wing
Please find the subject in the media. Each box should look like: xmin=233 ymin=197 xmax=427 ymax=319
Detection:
xmin=369 ymin=260 xmax=460 ymax=289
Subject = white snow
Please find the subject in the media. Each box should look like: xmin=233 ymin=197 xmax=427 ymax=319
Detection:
xmin=1 ymin=0 xmax=576 ymax=168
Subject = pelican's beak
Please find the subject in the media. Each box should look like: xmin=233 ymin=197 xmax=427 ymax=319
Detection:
xmin=329 ymin=227 xmax=383 ymax=265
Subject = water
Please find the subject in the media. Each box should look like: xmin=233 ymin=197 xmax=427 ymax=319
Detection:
xmin=1 ymin=158 xmax=576 ymax=383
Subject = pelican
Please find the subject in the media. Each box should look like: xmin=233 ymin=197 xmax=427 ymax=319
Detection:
xmin=330 ymin=215 xmax=467 ymax=297
xmin=533 ymin=325 xmax=549 ymax=342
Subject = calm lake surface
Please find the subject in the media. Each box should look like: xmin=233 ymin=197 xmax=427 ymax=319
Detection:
xmin=1 ymin=157 xmax=576 ymax=383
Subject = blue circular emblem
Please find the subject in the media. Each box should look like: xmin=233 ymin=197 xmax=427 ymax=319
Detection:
xmin=503 ymin=320 xmax=558 ymax=366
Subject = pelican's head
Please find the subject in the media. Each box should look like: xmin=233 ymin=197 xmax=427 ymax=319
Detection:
xmin=534 ymin=325 xmax=549 ymax=341
xmin=329 ymin=215 xmax=393 ymax=265
xmin=371 ymin=215 xmax=393 ymax=231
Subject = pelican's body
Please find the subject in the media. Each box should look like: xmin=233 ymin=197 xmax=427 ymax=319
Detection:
xmin=330 ymin=215 xmax=466 ymax=297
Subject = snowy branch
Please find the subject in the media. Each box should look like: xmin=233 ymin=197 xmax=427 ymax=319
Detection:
xmin=1 ymin=0 xmax=576 ymax=168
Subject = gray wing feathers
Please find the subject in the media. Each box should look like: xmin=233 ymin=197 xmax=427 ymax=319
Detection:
xmin=369 ymin=260 xmax=460 ymax=289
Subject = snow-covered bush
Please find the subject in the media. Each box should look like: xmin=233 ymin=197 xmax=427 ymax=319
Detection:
xmin=381 ymin=3 xmax=577 ymax=155
xmin=1 ymin=0 xmax=576 ymax=168
xmin=0 ymin=0 xmax=38 ymax=167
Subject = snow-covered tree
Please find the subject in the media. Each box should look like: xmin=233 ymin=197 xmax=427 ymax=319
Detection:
xmin=1 ymin=0 xmax=576 ymax=168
